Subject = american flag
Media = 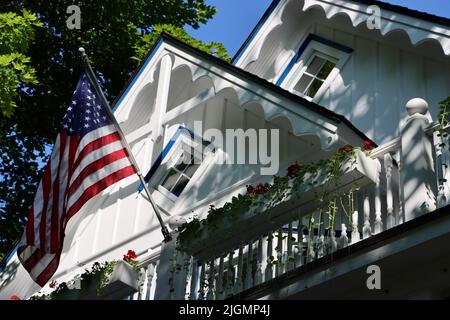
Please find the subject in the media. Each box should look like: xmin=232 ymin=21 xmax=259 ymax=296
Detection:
xmin=17 ymin=74 xmax=136 ymax=286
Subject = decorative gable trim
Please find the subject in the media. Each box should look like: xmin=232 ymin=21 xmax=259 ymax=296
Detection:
xmin=303 ymin=0 xmax=450 ymax=55
xmin=111 ymin=33 xmax=374 ymax=153
xmin=234 ymin=0 xmax=450 ymax=71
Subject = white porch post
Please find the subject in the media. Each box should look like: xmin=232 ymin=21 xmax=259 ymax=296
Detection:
xmin=153 ymin=232 xmax=189 ymax=300
xmin=400 ymin=98 xmax=436 ymax=222
xmin=155 ymin=54 xmax=173 ymax=138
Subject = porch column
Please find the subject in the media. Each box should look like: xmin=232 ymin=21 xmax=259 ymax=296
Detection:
xmin=154 ymin=217 xmax=189 ymax=300
xmin=400 ymin=98 xmax=436 ymax=222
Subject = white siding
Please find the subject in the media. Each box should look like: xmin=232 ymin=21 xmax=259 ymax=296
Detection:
xmin=244 ymin=11 xmax=450 ymax=144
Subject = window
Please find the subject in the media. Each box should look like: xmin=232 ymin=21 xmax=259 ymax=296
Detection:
xmin=293 ymin=55 xmax=336 ymax=98
xmin=143 ymin=127 xmax=213 ymax=205
xmin=160 ymin=148 xmax=201 ymax=197
xmin=277 ymin=34 xmax=353 ymax=102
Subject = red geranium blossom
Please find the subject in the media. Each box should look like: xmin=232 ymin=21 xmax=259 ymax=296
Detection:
xmin=9 ymin=295 xmax=20 ymax=300
xmin=49 ymin=280 xmax=57 ymax=289
xmin=246 ymin=185 xmax=255 ymax=195
xmin=362 ymin=140 xmax=376 ymax=151
xmin=287 ymin=162 xmax=303 ymax=178
xmin=339 ymin=145 xmax=354 ymax=153
xmin=246 ymin=183 xmax=270 ymax=195
xmin=123 ymin=250 xmax=138 ymax=262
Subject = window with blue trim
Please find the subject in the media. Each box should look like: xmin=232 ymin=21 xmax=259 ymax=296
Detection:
xmin=142 ymin=127 xmax=213 ymax=202
xmin=278 ymin=34 xmax=353 ymax=102
xmin=159 ymin=145 xmax=201 ymax=197
xmin=293 ymin=54 xmax=336 ymax=98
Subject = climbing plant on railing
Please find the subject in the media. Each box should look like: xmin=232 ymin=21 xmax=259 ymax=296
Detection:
xmin=436 ymin=97 xmax=450 ymax=150
xmin=177 ymin=140 xmax=375 ymax=252
xmin=170 ymin=140 xmax=376 ymax=298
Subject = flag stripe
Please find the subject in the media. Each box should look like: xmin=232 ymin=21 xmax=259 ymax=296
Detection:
xmin=74 ymin=125 xmax=116 ymax=155
xmin=66 ymin=165 xmax=135 ymax=220
xmin=39 ymin=163 xmax=52 ymax=253
xmin=35 ymin=254 xmax=60 ymax=287
xmin=23 ymin=249 xmax=42 ymax=271
xmin=71 ymin=131 xmax=121 ymax=172
xmin=69 ymin=140 xmax=125 ymax=188
xmin=50 ymin=133 xmax=66 ymax=252
xmin=67 ymin=148 xmax=129 ymax=197
xmin=67 ymin=157 xmax=134 ymax=209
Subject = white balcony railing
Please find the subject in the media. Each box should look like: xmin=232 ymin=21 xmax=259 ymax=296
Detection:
xmin=147 ymin=98 xmax=448 ymax=300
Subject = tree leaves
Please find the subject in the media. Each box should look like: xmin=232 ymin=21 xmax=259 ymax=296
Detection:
xmin=0 ymin=10 xmax=41 ymax=117
xmin=0 ymin=1 xmax=228 ymax=258
xmin=134 ymin=24 xmax=231 ymax=63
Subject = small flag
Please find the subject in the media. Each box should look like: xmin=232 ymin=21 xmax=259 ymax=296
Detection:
xmin=18 ymin=74 xmax=136 ymax=286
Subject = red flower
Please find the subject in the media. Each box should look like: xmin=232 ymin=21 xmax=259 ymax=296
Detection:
xmin=49 ymin=280 xmax=57 ymax=289
xmin=255 ymin=184 xmax=269 ymax=194
xmin=362 ymin=140 xmax=375 ymax=151
xmin=123 ymin=250 xmax=137 ymax=262
xmin=246 ymin=184 xmax=269 ymax=195
xmin=339 ymin=145 xmax=354 ymax=153
xmin=287 ymin=162 xmax=303 ymax=178
xmin=9 ymin=295 xmax=20 ymax=300
xmin=127 ymin=250 xmax=137 ymax=259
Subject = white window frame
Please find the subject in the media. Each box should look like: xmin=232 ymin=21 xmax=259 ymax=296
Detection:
xmin=280 ymin=40 xmax=351 ymax=103
xmin=150 ymin=130 xmax=214 ymax=203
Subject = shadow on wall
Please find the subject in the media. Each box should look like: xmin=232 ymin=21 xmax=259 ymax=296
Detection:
xmin=0 ymin=257 xmax=19 ymax=292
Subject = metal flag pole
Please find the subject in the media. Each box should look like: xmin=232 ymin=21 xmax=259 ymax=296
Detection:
xmin=78 ymin=47 xmax=172 ymax=243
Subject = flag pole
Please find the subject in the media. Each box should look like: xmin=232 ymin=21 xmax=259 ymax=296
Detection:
xmin=78 ymin=47 xmax=172 ymax=243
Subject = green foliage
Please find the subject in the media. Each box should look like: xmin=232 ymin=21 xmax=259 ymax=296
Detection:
xmin=0 ymin=10 xmax=41 ymax=117
xmin=134 ymin=24 xmax=230 ymax=63
xmin=177 ymin=146 xmax=359 ymax=251
xmin=438 ymin=97 xmax=450 ymax=129
xmin=0 ymin=1 xmax=227 ymax=258
xmin=31 ymin=257 xmax=140 ymax=300
xmin=436 ymin=97 xmax=450 ymax=151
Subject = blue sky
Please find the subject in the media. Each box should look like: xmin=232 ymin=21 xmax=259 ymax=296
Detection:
xmin=187 ymin=0 xmax=450 ymax=57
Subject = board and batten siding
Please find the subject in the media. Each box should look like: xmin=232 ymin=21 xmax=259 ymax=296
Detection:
xmin=243 ymin=13 xmax=450 ymax=145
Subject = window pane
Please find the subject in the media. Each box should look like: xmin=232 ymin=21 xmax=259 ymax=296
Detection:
xmin=317 ymin=61 xmax=336 ymax=80
xmin=161 ymin=169 xmax=181 ymax=192
xmin=306 ymin=79 xmax=324 ymax=98
xmin=172 ymin=175 xmax=190 ymax=197
xmin=294 ymin=74 xmax=313 ymax=94
xmin=184 ymin=163 xmax=200 ymax=178
xmin=305 ymin=56 xmax=325 ymax=76
xmin=174 ymin=153 xmax=191 ymax=172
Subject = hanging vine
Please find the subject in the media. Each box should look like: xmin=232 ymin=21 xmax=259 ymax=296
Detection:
xmin=177 ymin=141 xmax=375 ymax=253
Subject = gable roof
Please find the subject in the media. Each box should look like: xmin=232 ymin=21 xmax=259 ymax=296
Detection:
xmin=232 ymin=0 xmax=450 ymax=63
xmin=111 ymin=32 xmax=374 ymax=146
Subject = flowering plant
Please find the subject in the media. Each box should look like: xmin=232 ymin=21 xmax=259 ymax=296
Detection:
xmin=287 ymin=162 xmax=303 ymax=178
xmin=246 ymin=183 xmax=270 ymax=196
xmin=49 ymin=280 xmax=57 ymax=289
xmin=30 ymin=250 xmax=140 ymax=300
xmin=177 ymin=141 xmax=371 ymax=248
xmin=123 ymin=250 xmax=137 ymax=263
xmin=122 ymin=250 xmax=139 ymax=269
xmin=339 ymin=145 xmax=354 ymax=153
xmin=362 ymin=140 xmax=375 ymax=151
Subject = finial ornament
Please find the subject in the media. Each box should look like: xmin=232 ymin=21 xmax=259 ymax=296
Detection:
xmin=406 ymin=98 xmax=429 ymax=116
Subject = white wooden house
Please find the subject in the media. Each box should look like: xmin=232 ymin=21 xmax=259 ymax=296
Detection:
xmin=1 ymin=0 xmax=450 ymax=299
